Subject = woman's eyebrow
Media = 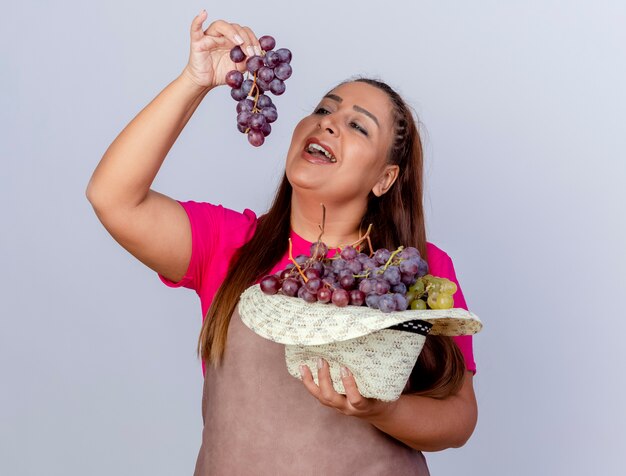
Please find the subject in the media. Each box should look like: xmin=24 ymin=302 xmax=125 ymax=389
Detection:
xmin=323 ymin=94 xmax=379 ymax=128
xmin=324 ymin=93 xmax=343 ymax=103
xmin=353 ymin=105 xmax=379 ymax=128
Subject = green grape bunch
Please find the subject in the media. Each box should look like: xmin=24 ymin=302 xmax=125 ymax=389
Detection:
xmin=407 ymin=275 xmax=458 ymax=310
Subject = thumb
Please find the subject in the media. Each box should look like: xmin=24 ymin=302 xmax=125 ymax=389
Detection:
xmin=190 ymin=9 xmax=207 ymax=40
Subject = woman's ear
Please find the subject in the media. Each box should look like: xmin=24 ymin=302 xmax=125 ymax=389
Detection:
xmin=372 ymin=165 xmax=400 ymax=197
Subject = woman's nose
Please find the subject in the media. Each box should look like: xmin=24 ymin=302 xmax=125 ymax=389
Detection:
xmin=318 ymin=114 xmax=338 ymax=136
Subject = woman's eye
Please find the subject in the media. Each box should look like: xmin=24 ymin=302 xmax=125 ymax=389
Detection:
xmin=314 ymin=107 xmax=330 ymax=115
xmin=350 ymin=122 xmax=368 ymax=136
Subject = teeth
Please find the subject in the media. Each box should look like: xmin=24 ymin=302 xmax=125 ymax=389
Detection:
xmin=307 ymin=143 xmax=335 ymax=162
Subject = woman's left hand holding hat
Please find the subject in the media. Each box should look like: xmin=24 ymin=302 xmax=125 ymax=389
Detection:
xmin=300 ymin=358 xmax=399 ymax=419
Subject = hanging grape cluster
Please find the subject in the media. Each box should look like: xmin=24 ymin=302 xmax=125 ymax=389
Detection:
xmin=226 ymin=35 xmax=292 ymax=147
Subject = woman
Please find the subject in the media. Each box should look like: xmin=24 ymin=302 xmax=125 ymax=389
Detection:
xmin=86 ymin=10 xmax=478 ymax=475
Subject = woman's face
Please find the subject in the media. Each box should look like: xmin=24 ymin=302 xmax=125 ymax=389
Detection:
xmin=285 ymin=81 xmax=397 ymax=204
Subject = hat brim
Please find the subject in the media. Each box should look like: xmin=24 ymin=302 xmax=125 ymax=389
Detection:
xmin=239 ymin=284 xmax=482 ymax=345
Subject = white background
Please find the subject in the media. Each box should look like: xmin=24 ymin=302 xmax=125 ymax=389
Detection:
xmin=2 ymin=1 xmax=625 ymax=474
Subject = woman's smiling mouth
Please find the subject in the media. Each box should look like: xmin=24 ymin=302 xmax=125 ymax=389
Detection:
xmin=302 ymin=138 xmax=337 ymax=164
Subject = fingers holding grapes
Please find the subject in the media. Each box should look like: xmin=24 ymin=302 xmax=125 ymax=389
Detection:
xmin=184 ymin=12 xmax=261 ymax=89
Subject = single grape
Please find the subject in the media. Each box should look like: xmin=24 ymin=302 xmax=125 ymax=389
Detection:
xmin=429 ymin=281 xmax=442 ymax=294
xmin=259 ymin=35 xmax=276 ymax=51
xmin=340 ymin=246 xmax=358 ymax=260
xmin=362 ymin=258 xmax=377 ymax=271
xmin=237 ymin=111 xmax=252 ymax=127
xmin=246 ymin=55 xmax=265 ymax=74
xmin=405 ymin=291 xmax=417 ymax=303
xmin=339 ymin=274 xmax=355 ymax=290
xmin=304 ymin=268 xmax=321 ymax=280
xmin=230 ymin=45 xmax=246 ymax=63
xmin=250 ymin=113 xmax=267 ymax=130
xmin=374 ymin=279 xmax=390 ymax=295
xmin=399 ymin=247 xmax=420 ymax=259
xmin=372 ymin=266 xmax=386 ymax=277
xmin=241 ymin=79 xmax=254 ymax=95
xmin=358 ymin=278 xmax=375 ymax=294
xmin=274 ymin=62 xmax=293 ymax=80
xmin=237 ymin=123 xmax=247 ymax=133
xmin=346 ymin=259 xmax=362 ymax=274
xmin=309 ymin=260 xmax=324 ymax=274
xmin=399 ymin=258 xmax=419 ymax=275
xmin=409 ymin=279 xmax=425 ymax=295
xmin=305 ymin=277 xmax=323 ymax=293
xmin=317 ymin=287 xmax=332 ymax=304
xmin=298 ymin=286 xmax=317 ymax=303
xmin=257 ymin=94 xmax=273 ymax=108
xmin=261 ymin=122 xmax=272 ymax=137
xmin=337 ymin=268 xmax=353 ymax=279
xmin=401 ymin=272 xmax=416 ymax=286
xmin=258 ymin=66 xmax=275 ymax=83
xmin=236 ymin=98 xmax=255 ymax=113
xmin=279 ymin=269 xmax=292 ymax=280
xmin=349 ymin=290 xmax=365 ymax=306
xmin=282 ymin=277 xmax=300 ymax=297
xmin=394 ymin=293 xmax=408 ymax=310
xmin=383 ymin=266 xmax=401 ymax=285
xmin=310 ymin=241 xmax=329 ymax=259
xmin=365 ymin=293 xmax=380 ymax=309
xmin=261 ymin=106 xmax=278 ymax=123
xmin=373 ymin=249 xmax=391 ymax=265
xmin=378 ymin=294 xmax=397 ymax=313
xmin=392 ymin=283 xmax=407 ymax=294
xmin=231 ymin=87 xmax=247 ymax=101
xmin=254 ymin=78 xmax=269 ymax=93
xmin=295 ymin=254 xmax=308 ymax=266
xmin=332 ymin=258 xmax=347 ymax=272
xmin=225 ymin=70 xmax=244 ymax=89
xmin=260 ymin=275 xmax=280 ymax=295
xmin=248 ymin=129 xmax=265 ymax=147
xmin=276 ymin=48 xmax=292 ymax=64
xmin=356 ymin=253 xmax=369 ymax=263
xmin=269 ymin=78 xmax=286 ymax=95
xmin=436 ymin=293 xmax=454 ymax=309
xmin=417 ymin=259 xmax=429 ymax=277
xmin=331 ymin=288 xmax=349 ymax=307
xmin=264 ymin=51 xmax=280 ymax=68
xmin=440 ymin=280 xmax=458 ymax=295
xmin=427 ymin=292 xmax=439 ymax=309
xmin=410 ymin=299 xmax=427 ymax=310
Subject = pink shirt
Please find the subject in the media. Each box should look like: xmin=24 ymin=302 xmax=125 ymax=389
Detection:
xmin=158 ymin=200 xmax=476 ymax=377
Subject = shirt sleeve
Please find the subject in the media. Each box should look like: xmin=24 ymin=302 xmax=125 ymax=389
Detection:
xmin=157 ymin=200 xmax=219 ymax=293
xmin=157 ymin=200 xmax=258 ymax=298
xmin=428 ymin=249 xmax=477 ymax=374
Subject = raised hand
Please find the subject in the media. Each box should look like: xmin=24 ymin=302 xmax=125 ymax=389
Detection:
xmin=182 ymin=10 xmax=261 ymax=89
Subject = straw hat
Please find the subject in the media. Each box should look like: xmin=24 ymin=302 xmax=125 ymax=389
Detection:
xmin=239 ymin=284 xmax=482 ymax=401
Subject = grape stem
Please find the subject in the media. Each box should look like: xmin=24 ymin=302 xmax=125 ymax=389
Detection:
xmin=347 ymin=223 xmax=373 ymax=255
xmin=309 ymin=203 xmax=327 ymax=261
xmin=317 ymin=203 xmax=326 ymax=242
xmin=288 ymin=238 xmax=308 ymax=282
xmin=251 ymin=72 xmax=261 ymax=112
xmin=383 ymin=246 xmax=404 ymax=270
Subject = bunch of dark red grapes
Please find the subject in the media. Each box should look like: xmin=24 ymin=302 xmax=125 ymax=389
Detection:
xmin=259 ymin=241 xmax=434 ymax=313
xmin=226 ymin=35 xmax=292 ymax=147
